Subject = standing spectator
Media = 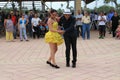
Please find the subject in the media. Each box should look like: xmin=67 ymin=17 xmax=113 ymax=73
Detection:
xmin=111 ymin=12 xmax=120 ymax=37
xmin=24 ymin=11 xmax=28 ymax=19
xmin=15 ymin=11 xmax=20 ymax=37
xmin=98 ymin=12 xmax=107 ymax=39
xmin=81 ymin=11 xmax=91 ymax=40
xmin=107 ymin=9 xmax=114 ymax=34
xmin=24 ymin=11 xmax=29 ymax=37
xmin=4 ymin=14 xmax=14 ymax=41
xmin=0 ymin=11 xmax=6 ymax=36
xmin=18 ymin=14 xmax=29 ymax=41
xmin=10 ymin=11 xmax=17 ymax=39
xmin=59 ymin=9 xmax=77 ymax=68
xmin=28 ymin=10 xmax=34 ymax=38
xmin=31 ymin=13 xmax=41 ymax=39
xmin=103 ymin=12 xmax=107 ymax=37
xmin=0 ymin=12 xmax=3 ymax=30
xmin=75 ymin=10 xmax=83 ymax=37
xmin=94 ymin=12 xmax=98 ymax=30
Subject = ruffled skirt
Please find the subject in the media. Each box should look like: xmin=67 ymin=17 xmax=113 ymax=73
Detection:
xmin=45 ymin=31 xmax=64 ymax=46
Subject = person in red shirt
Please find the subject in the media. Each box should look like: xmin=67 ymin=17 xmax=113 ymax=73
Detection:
xmin=10 ymin=11 xmax=17 ymax=39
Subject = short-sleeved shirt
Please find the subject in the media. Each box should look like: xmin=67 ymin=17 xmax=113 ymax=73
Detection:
xmin=76 ymin=14 xmax=83 ymax=26
xmin=19 ymin=18 xmax=27 ymax=28
xmin=11 ymin=15 xmax=16 ymax=26
xmin=82 ymin=16 xmax=91 ymax=24
xmin=6 ymin=19 xmax=14 ymax=32
xmin=98 ymin=15 xmax=107 ymax=25
xmin=31 ymin=18 xmax=41 ymax=27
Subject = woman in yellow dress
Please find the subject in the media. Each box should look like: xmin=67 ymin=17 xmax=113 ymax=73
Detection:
xmin=45 ymin=9 xmax=64 ymax=69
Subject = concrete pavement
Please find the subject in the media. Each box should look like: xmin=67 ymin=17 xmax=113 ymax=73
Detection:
xmin=0 ymin=31 xmax=120 ymax=80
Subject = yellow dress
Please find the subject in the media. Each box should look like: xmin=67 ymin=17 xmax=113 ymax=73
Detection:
xmin=45 ymin=22 xmax=64 ymax=46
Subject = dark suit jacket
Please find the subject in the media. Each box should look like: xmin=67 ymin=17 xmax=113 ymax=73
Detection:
xmin=59 ymin=15 xmax=77 ymax=36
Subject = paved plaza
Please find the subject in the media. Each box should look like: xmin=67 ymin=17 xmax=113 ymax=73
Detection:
xmin=0 ymin=31 xmax=120 ymax=80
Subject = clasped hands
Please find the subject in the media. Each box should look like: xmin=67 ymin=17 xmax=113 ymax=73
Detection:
xmin=57 ymin=30 xmax=65 ymax=35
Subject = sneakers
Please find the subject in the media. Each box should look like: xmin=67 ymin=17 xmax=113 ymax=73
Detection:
xmin=20 ymin=40 xmax=29 ymax=41
xmin=20 ymin=40 xmax=23 ymax=41
xmin=26 ymin=40 xmax=29 ymax=41
xmin=99 ymin=36 xmax=104 ymax=39
xmin=101 ymin=36 xmax=104 ymax=39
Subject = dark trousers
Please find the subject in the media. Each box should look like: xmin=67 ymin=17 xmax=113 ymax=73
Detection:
xmin=27 ymin=23 xmax=33 ymax=38
xmin=76 ymin=25 xmax=82 ymax=37
xmin=64 ymin=33 xmax=77 ymax=64
xmin=13 ymin=26 xmax=17 ymax=39
xmin=33 ymin=26 xmax=40 ymax=39
xmin=99 ymin=25 xmax=106 ymax=37
xmin=112 ymin=29 xmax=116 ymax=37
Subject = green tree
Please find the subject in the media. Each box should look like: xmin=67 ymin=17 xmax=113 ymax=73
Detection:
xmin=104 ymin=0 xmax=118 ymax=9
xmin=117 ymin=4 xmax=120 ymax=15
xmin=97 ymin=5 xmax=114 ymax=13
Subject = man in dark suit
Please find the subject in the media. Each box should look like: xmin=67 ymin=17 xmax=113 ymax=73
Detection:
xmin=59 ymin=9 xmax=77 ymax=68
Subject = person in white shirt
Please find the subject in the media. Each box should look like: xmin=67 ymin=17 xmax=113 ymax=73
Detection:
xmin=31 ymin=13 xmax=41 ymax=39
xmin=98 ymin=12 xmax=107 ymax=39
xmin=75 ymin=10 xmax=83 ymax=37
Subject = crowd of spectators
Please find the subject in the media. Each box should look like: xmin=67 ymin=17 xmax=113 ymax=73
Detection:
xmin=0 ymin=10 xmax=49 ymax=41
xmin=0 ymin=8 xmax=120 ymax=41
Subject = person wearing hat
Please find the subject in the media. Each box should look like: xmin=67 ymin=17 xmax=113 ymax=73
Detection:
xmin=59 ymin=9 xmax=77 ymax=68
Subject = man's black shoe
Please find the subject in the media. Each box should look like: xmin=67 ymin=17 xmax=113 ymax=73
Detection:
xmin=72 ymin=64 xmax=76 ymax=68
xmin=66 ymin=63 xmax=70 ymax=67
xmin=72 ymin=62 xmax=76 ymax=68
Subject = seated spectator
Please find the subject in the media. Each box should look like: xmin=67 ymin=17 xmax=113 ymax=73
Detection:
xmin=39 ymin=21 xmax=46 ymax=37
xmin=45 ymin=24 xmax=49 ymax=32
xmin=115 ymin=24 xmax=120 ymax=39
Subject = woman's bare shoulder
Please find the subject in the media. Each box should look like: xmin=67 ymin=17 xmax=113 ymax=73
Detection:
xmin=48 ymin=18 xmax=53 ymax=24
